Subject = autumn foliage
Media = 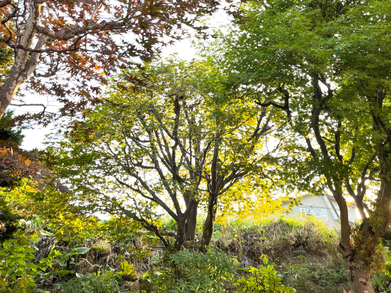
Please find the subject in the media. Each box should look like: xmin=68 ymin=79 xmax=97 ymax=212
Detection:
xmin=0 ymin=0 xmax=220 ymax=120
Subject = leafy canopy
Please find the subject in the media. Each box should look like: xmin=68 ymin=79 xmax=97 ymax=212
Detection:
xmin=46 ymin=58 xmax=283 ymax=248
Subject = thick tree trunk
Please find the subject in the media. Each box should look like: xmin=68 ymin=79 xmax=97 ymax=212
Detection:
xmin=175 ymin=216 xmax=186 ymax=251
xmin=200 ymin=194 xmax=217 ymax=253
xmin=185 ymin=200 xmax=198 ymax=241
xmin=339 ymin=219 xmax=378 ymax=293
xmin=347 ymin=264 xmax=374 ymax=293
xmin=333 ymin=190 xmax=373 ymax=293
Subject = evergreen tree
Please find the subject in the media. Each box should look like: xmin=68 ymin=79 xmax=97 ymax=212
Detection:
xmin=0 ymin=111 xmax=24 ymax=145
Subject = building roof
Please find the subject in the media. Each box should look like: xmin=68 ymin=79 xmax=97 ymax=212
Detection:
xmin=286 ymin=193 xmax=357 ymax=209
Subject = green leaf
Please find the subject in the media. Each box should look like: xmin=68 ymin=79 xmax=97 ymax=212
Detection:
xmin=73 ymin=247 xmax=91 ymax=254
xmin=24 ymin=248 xmax=37 ymax=254
xmin=58 ymin=269 xmax=75 ymax=277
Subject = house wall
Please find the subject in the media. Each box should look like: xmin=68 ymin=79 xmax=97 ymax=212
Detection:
xmin=347 ymin=206 xmax=357 ymax=224
xmin=282 ymin=195 xmax=357 ymax=229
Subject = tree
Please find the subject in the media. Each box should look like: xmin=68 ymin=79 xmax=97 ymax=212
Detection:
xmin=0 ymin=110 xmax=24 ymax=145
xmin=47 ymin=59 xmax=280 ymax=251
xmin=0 ymin=0 xmax=220 ymax=120
xmin=216 ymin=0 xmax=391 ymax=291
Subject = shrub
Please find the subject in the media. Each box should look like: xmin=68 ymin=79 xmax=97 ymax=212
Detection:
xmin=59 ymin=272 xmax=120 ymax=293
xmin=280 ymin=262 xmax=348 ymax=292
xmin=0 ymin=232 xmax=90 ymax=293
xmin=0 ymin=233 xmax=44 ymax=293
xmin=372 ymin=247 xmax=391 ymax=292
xmin=0 ymin=196 xmax=24 ymax=242
xmin=235 ymin=255 xmax=295 ymax=293
xmin=143 ymin=247 xmax=238 ymax=293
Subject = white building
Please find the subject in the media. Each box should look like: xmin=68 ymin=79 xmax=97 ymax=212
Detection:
xmin=282 ymin=194 xmax=358 ymax=229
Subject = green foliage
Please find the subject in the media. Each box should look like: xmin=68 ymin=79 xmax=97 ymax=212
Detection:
xmin=0 ymin=46 xmax=12 ymax=70
xmin=163 ymin=218 xmax=178 ymax=234
xmin=143 ymin=248 xmax=238 ymax=293
xmin=117 ymin=260 xmax=137 ymax=282
xmin=59 ymin=272 xmax=120 ymax=293
xmin=205 ymin=0 xmax=391 ymax=287
xmin=0 ymin=195 xmax=24 ymax=242
xmin=0 ymin=177 xmax=100 ymax=245
xmin=382 ymin=224 xmax=391 ymax=244
xmin=119 ymin=261 xmax=134 ymax=274
xmin=0 ymin=111 xmax=24 ymax=145
xmin=217 ymin=216 xmax=338 ymax=255
xmin=0 ymin=233 xmax=39 ymax=292
xmin=0 ymin=231 xmax=90 ymax=293
xmin=0 ymin=45 xmax=13 ymax=85
xmin=372 ymin=247 xmax=391 ymax=292
xmin=235 ymin=255 xmax=295 ymax=293
xmin=280 ymin=262 xmax=348 ymax=292
xmin=96 ymin=217 xmax=146 ymax=244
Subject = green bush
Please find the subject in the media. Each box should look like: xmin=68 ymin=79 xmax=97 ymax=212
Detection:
xmin=235 ymin=255 xmax=295 ymax=293
xmin=0 ymin=196 xmax=24 ymax=242
xmin=0 ymin=232 xmax=90 ymax=293
xmin=59 ymin=272 xmax=120 ymax=293
xmin=372 ymin=247 xmax=391 ymax=292
xmin=280 ymin=262 xmax=348 ymax=292
xmin=143 ymin=247 xmax=238 ymax=293
xmin=0 ymin=233 xmax=45 ymax=292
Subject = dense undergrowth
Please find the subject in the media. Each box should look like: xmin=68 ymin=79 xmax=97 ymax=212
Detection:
xmin=2 ymin=214 xmax=391 ymax=292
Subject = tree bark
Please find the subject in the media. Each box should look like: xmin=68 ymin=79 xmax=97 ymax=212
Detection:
xmin=0 ymin=0 xmax=48 ymax=118
xmin=200 ymin=194 xmax=217 ymax=253
xmin=185 ymin=200 xmax=198 ymax=241
xmin=333 ymin=190 xmax=376 ymax=293
xmin=175 ymin=215 xmax=186 ymax=251
xmin=338 ymin=218 xmax=377 ymax=293
xmin=347 ymin=263 xmax=374 ymax=293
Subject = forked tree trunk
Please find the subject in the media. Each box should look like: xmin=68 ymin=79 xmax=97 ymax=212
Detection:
xmin=174 ymin=200 xmax=198 ymax=251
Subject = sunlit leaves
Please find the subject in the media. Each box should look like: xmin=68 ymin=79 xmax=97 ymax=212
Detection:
xmin=46 ymin=58 xmax=280 ymax=248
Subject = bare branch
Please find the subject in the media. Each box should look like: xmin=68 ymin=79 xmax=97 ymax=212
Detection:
xmin=10 ymin=103 xmax=46 ymax=108
xmin=36 ymin=21 xmax=124 ymax=41
xmin=0 ymin=0 xmax=12 ymax=8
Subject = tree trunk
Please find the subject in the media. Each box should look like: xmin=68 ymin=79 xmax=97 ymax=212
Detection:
xmin=339 ymin=219 xmax=377 ymax=293
xmin=200 ymin=194 xmax=217 ymax=253
xmin=185 ymin=200 xmax=198 ymax=241
xmin=347 ymin=264 xmax=374 ymax=293
xmin=0 ymin=1 xmax=47 ymax=118
xmin=175 ymin=215 xmax=186 ymax=251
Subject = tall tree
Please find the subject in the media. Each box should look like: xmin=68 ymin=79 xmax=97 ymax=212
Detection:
xmin=0 ymin=0 xmax=219 ymax=120
xmin=47 ymin=60 xmax=279 ymax=251
xmin=216 ymin=0 xmax=391 ymax=291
